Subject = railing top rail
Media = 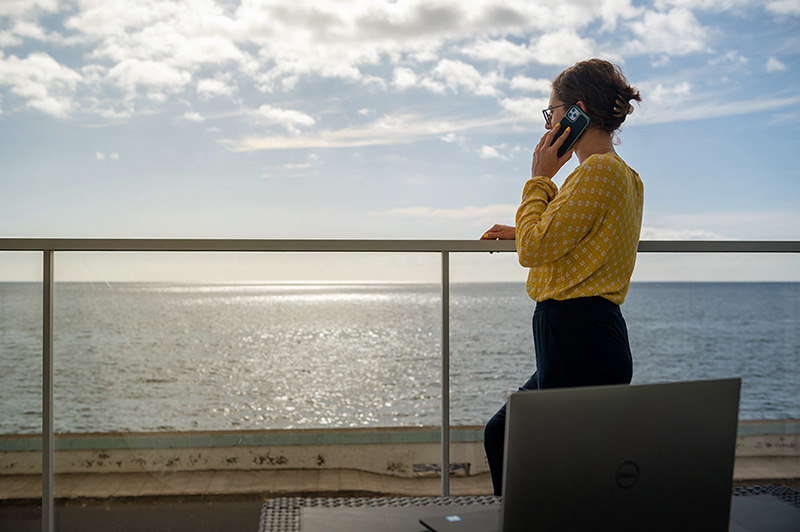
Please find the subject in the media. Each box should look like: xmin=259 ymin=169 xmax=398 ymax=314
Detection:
xmin=0 ymin=238 xmax=798 ymax=253
xmin=0 ymin=238 xmax=508 ymax=252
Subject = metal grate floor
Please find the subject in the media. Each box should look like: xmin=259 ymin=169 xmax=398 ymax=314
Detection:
xmin=260 ymin=495 xmax=499 ymax=532
xmin=733 ymin=485 xmax=800 ymax=508
xmin=260 ymin=487 xmax=800 ymax=532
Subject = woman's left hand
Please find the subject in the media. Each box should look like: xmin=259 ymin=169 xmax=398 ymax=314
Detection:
xmin=481 ymin=224 xmax=515 ymax=241
xmin=531 ymin=122 xmax=573 ymax=179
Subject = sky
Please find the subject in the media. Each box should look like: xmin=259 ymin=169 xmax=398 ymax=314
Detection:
xmin=1 ymin=0 xmax=799 ymax=282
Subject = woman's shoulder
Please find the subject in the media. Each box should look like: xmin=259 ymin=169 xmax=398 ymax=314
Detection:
xmin=579 ymin=152 xmax=637 ymax=179
xmin=582 ymin=152 xmax=626 ymax=168
xmin=563 ymin=153 xmax=638 ymax=193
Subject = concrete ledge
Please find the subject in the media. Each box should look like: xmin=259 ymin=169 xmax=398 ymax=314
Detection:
xmin=736 ymin=420 xmax=800 ymax=457
xmin=2 ymin=456 xmax=799 ymax=502
xmin=2 ymin=422 xmax=798 ymax=481
xmin=0 ymin=469 xmax=496 ymax=501
xmin=0 ymin=427 xmax=488 ymax=478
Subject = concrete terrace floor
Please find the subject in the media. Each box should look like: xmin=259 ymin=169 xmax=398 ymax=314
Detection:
xmin=2 ymin=458 xmax=799 ymax=532
xmin=2 ymin=470 xmax=493 ymax=532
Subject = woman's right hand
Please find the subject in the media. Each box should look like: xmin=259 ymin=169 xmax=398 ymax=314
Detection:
xmin=532 ymin=122 xmax=573 ymax=179
xmin=481 ymin=224 xmax=516 ymax=240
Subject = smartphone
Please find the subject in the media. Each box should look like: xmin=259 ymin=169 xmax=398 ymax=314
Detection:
xmin=550 ymin=105 xmax=590 ymax=157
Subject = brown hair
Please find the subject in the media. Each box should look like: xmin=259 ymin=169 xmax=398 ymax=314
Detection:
xmin=551 ymin=59 xmax=641 ymax=134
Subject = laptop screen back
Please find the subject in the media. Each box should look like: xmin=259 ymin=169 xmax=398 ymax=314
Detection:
xmin=500 ymin=379 xmax=741 ymax=531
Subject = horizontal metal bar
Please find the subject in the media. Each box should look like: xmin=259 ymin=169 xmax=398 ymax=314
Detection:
xmin=0 ymin=239 xmax=798 ymax=253
xmin=636 ymin=240 xmax=800 ymax=253
xmin=0 ymin=239 xmax=514 ymax=253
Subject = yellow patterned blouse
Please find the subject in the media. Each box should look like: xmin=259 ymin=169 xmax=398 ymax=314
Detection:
xmin=515 ymin=153 xmax=644 ymax=305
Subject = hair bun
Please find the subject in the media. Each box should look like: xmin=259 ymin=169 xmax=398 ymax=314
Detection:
xmin=613 ymin=96 xmax=633 ymax=118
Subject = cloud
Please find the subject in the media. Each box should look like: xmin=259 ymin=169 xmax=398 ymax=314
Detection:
xmin=56 ymin=0 xmax=249 ymax=108
xmin=108 ymin=59 xmax=191 ymax=91
xmin=64 ymin=1 xmax=245 ymax=66
xmin=432 ymin=59 xmax=502 ymax=97
xmin=0 ymin=51 xmax=82 ymax=117
xmin=653 ymin=0 xmax=753 ymax=11
xmin=392 ymin=66 xmax=418 ymax=90
xmin=0 ymin=0 xmax=59 ymax=18
xmin=0 ymin=0 xmax=791 ymax=127
xmin=646 ymin=81 xmax=693 ymax=103
xmin=709 ymin=50 xmax=748 ymax=66
xmin=625 ymin=8 xmax=710 ymax=57
xmin=223 ymin=113 xmax=514 ymax=151
xmin=765 ymin=0 xmax=800 ymax=16
xmin=254 ymin=104 xmax=316 ymax=133
xmin=459 ymin=38 xmax=535 ymax=66
xmin=377 ymin=63 xmax=441 ymax=94
xmin=499 ymin=96 xmax=550 ymax=122
xmin=508 ymin=75 xmax=551 ymax=94
xmin=197 ymin=77 xmax=235 ymax=99
xmin=479 ymin=144 xmax=512 ymax=160
xmin=440 ymin=132 xmax=467 ymax=144
xmin=182 ymin=111 xmax=205 ymax=122
xmin=766 ymin=57 xmax=787 ymax=72
xmin=529 ymin=29 xmax=597 ymax=66
xmin=479 ymin=145 xmax=502 ymax=159
xmin=0 ymin=31 xmax=22 ymax=48
xmin=0 ymin=19 xmax=54 ymax=47
xmin=0 ymin=1 xmax=673 ymax=118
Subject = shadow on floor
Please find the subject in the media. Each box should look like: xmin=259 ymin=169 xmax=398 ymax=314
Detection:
xmin=0 ymin=496 xmax=263 ymax=532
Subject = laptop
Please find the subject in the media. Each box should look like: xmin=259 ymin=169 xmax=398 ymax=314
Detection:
xmin=420 ymin=378 xmax=741 ymax=532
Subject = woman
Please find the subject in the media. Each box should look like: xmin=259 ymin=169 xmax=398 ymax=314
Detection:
xmin=481 ymin=59 xmax=644 ymax=496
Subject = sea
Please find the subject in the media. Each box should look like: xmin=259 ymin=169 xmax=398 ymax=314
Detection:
xmin=1 ymin=282 xmax=798 ymax=434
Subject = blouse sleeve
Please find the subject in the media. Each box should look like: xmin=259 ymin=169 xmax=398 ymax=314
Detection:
xmin=515 ymin=166 xmax=610 ymax=268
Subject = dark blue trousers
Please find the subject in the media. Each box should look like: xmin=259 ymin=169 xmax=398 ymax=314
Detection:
xmin=483 ymin=296 xmax=633 ymax=495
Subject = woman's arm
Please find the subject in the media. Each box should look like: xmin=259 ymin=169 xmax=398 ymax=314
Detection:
xmin=479 ymin=124 xmax=573 ymax=244
xmin=516 ymin=164 xmax=610 ymax=268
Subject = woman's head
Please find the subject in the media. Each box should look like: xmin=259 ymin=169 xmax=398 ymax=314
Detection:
xmin=551 ymin=59 xmax=641 ymax=134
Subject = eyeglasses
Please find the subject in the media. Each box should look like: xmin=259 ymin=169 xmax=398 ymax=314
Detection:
xmin=542 ymin=103 xmax=573 ymax=126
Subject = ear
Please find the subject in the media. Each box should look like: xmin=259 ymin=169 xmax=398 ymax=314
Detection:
xmin=576 ymin=101 xmax=587 ymax=113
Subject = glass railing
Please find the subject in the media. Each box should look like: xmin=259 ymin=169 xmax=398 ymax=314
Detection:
xmin=1 ymin=238 xmax=798 ymax=532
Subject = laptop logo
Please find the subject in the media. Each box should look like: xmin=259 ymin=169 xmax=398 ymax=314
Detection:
xmin=445 ymin=515 xmax=463 ymax=522
xmin=615 ymin=461 xmax=640 ymax=489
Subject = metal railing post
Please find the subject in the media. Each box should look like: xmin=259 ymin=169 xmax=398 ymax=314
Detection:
xmin=441 ymin=251 xmax=450 ymax=496
xmin=42 ymin=250 xmax=54 ymax=532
